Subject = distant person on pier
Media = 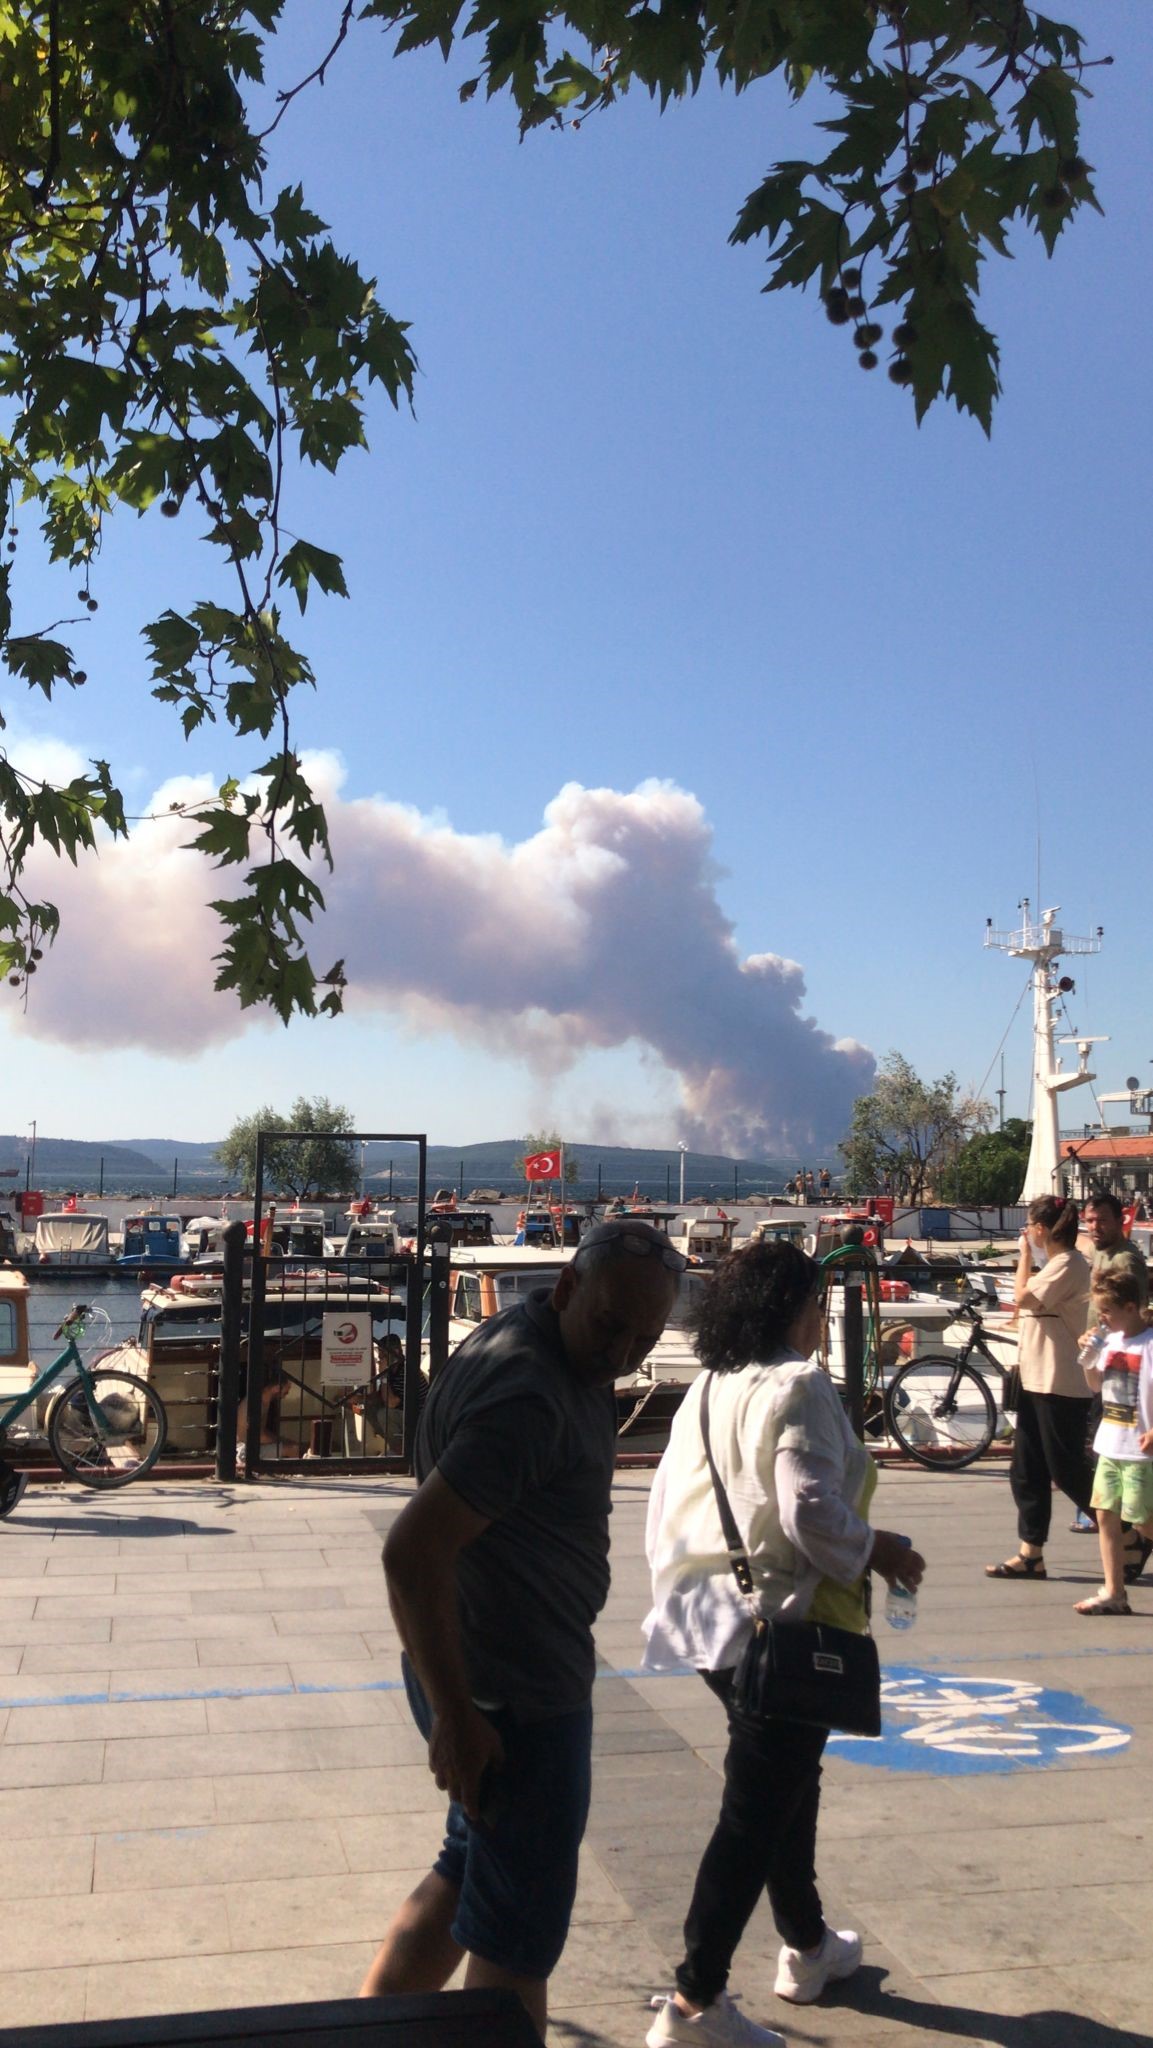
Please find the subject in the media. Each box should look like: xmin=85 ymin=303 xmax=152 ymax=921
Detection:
xmin=986 ymin=1195 xmax=1093 ymax=1581
xmin=818 ymin=1168 xmax=831 ymax=1203
xmin=361 ymin=1221 xmax=681 ymax=2037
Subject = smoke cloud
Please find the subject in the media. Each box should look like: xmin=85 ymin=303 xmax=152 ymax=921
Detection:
xmin=15 ymin=760 xmax=873 ymax=1153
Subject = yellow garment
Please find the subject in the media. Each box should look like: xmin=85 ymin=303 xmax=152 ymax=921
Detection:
xmin=808 ymin=1457 xmax=877 ymax=1635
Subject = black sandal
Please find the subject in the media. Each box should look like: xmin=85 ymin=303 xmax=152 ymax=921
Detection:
xmin=1122 ymin=1534 xmax=1153 ymax=1586
xmin=985 ymin=1554 xmax=1047 ymax=1579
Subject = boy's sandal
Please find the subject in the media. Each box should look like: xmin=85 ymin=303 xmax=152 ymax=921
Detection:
xmin=1075 ymin=1592 xmax=1131 ymax=1615
xmin=985 ymin=1554 xmax=1047 ymax=1579
xmin=1122 ymin=1534 xmax=1153 ymax=1585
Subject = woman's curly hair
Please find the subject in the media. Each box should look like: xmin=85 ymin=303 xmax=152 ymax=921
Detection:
xmin=689 ymin=1239 xmax=820 ymax=1373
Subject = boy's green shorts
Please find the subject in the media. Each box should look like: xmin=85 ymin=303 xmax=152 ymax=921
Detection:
xmin=1092 ymin=1454 xmax=1153 ymax=1525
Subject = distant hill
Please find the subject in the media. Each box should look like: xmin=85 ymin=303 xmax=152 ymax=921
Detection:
xmin=6 ymin=1132 xmax=796 ymax=1199
xmin=0 ymin=1135 xmax=162 ymax=1182
xmin=122 ymin=1138 xmax=225 ymax=1172
xmin=360 ymin=1139 xmax=792 ymax=1202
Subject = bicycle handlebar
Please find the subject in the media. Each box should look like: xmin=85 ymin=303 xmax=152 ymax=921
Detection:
xmin=949 ymin=1295 xmax=1016 ymax=1344
xmin=52 ymin=1302 xmax=91 ymax=1341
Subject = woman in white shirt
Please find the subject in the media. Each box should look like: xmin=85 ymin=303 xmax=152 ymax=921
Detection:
xmin=644 ymin=1241 xmax=924 ymax=2048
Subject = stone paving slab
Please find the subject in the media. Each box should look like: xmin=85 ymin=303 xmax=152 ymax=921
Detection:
xmin=0 ymin=1465 xmax=1150 ymax=2042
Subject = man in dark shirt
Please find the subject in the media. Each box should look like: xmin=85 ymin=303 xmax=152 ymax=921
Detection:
xmin=1083 ymin=1193 xmax=1148 ymax=1317
xmin=360 ymin=1222 xmax=682 ymax=2034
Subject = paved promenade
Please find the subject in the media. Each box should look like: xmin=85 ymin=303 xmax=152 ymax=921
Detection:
xmin=0 ymin=1464 xmax=1150 ymax=2044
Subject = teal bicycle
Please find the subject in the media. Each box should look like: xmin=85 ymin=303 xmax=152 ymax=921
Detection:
xmin=1 ymin=1303 xmax=167 ymax=1488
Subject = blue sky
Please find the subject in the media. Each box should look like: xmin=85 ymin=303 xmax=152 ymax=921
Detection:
xmin=3 ymin=4 xmax=1149 ymax=1150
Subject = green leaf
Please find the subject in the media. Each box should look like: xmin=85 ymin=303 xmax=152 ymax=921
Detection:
xmin=276 ymin=538 xmax=349 ymax=614
xmin=271 ymin=185 xmax=329 ymax=245
xmin=4 ymin=637 xmax=79 ymax=695
xmin=143 ymin=611 xmax=202 ymax=673
xmin=189 ymin=808 xmax=254 ymax=866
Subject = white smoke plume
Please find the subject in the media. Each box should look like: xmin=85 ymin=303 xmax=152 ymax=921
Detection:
xmin=13 ymin=759 xmax=874 ymax=1153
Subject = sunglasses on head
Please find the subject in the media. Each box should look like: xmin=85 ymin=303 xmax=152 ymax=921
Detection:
xmin=576 ymin=1224 xmax=687 ymax=1273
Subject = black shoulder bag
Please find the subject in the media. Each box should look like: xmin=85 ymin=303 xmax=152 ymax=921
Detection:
xmin=699 ymin=1373 xmax=882 ymax=1738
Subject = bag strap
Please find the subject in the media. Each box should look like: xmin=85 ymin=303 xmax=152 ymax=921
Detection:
xmin=699 ymin=1373 xmax=755 ymax=1598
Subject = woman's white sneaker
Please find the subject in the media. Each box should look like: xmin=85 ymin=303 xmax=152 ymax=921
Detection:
xmin=646 ymin=1990 xmax=786 ymax=2047
xmin=774 ymin=1927 xmax=862 ymax=2003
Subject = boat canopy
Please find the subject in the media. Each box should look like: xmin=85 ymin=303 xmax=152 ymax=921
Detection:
xmin=34 ymin=1213 xmax=110 ymax=1259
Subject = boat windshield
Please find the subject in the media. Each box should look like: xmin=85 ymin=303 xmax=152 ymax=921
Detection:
xmin=493 ymin=1269 xmax=565 ymax=1310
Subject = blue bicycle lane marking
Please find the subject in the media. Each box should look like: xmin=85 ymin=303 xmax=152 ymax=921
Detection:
xmin=826 ymin=1663 xmax=1132 ymax=1775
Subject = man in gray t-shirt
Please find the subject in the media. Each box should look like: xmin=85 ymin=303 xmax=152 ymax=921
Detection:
xmin=361 ymin=1223 xmax=680 ymax=2034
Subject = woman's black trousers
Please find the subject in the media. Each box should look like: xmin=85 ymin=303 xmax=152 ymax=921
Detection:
xmin=1011 ymin=1386 xmax=1095 ymax=1546
xmin=674 ymin=1668 xmax=828 ymax=2007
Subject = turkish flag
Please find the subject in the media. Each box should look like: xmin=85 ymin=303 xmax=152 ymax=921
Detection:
xmin=524 ymin=1150 xmax=561 ymax=1181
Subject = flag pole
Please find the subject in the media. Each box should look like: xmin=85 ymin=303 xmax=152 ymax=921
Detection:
xmin=552 ymin=1146 xmax=565 ymax=1253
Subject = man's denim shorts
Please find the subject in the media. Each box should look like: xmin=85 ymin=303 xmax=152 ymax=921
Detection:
xmin=402 ymin=1656 xmax=593 ymax=1980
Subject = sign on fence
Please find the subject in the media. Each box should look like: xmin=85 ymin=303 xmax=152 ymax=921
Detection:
xmin=320 ymin=1311 xmax=373 ymax=1388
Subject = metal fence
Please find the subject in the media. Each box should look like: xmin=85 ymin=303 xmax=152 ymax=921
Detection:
xmin=231 ymin=1129 xmax=438 ymax=1479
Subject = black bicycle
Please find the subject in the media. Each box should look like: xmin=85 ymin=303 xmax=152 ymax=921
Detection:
xmin=883 ymin=1297 xmax=1016 ymax=1471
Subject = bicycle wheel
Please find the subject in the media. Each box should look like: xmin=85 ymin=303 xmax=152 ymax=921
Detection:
xmin=48 ymin=1369 xmax=167 ymax=1488
xmin=883 ymin=1353 xmax=997 ymax=1470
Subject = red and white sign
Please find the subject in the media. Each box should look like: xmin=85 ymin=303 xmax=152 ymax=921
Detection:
xmin=524 ymin=1150 xmax=561 ymax=1181
xmin=321 ymin=1311 xmax=372 ymax=1388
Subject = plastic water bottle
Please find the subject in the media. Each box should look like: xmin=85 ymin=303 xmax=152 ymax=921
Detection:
xmin=884 ymin=1537 xmax=918 ymax=1631
xmin=1077 ymin=1325 xmax=1107 ymax=1372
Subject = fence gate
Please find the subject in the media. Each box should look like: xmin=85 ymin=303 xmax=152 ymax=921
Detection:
xmin=226 ymin=1131 xmax=448 ymax=1478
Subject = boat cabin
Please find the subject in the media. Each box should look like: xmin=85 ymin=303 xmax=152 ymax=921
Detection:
xmin=119 ymin=1215 xmax=183 ymax=1265
xmin=668 ymin=1207 xmax=737 ymax=1264
xmin=513 ymin=1206 xmax=581 ymax=1249
xmin=343 ymin=1216 xmax=402 ymax=1262
xmin=34 ymin=1212 xmax=111 ymax=1264
xmin=434 ymin=1209 xmax=497 ymax=1249
xmin=749 ymin=1217 xmax=808 ymax=1251
xmin=813 ymin=1211 xmax=888 ymax=1260
xmin=0 ymin=1269 xmax=29 ymax=1377
xmin=186 ymin=1214 xmax=333 ymax=1263
xmin=448 ymin=1247 xmax=569 ymax=1331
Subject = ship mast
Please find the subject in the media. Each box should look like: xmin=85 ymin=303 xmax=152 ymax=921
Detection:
xmin=984 ymin=902 xmax=1104 ymax=1202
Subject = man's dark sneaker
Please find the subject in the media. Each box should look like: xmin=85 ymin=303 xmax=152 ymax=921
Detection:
xmin=0 ymin=1470 xmax=28 ymax=1520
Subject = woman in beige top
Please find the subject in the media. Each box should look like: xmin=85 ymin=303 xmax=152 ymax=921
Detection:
xmin=986 ymin=1194 xmax=1093 ymax=1579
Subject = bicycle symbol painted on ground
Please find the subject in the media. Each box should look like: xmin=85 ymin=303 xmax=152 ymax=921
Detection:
xmin=829 ymin=1666 xmax=1131 ymax=1775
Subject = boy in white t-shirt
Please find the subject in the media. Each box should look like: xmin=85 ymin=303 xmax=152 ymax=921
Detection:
xmin=1076 ymin=1269 xmax=1153 ymax=1616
